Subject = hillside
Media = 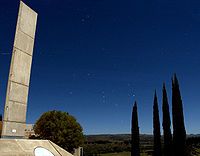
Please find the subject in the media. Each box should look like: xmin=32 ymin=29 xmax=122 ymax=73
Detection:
xmin=83 ymin=134 xmax=200 ymax=156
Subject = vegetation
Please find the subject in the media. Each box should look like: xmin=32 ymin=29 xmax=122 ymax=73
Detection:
xmin=83 ymin=134 xmax=200 ymax=156
xmin=83 ymin=134 xmax=153 ymax=156
xmin=153 ymin=91 xmax=162 ymax=156
xmin=83 ymin=142 xmax=130 ymax=156
xmin=100 ymin=152 xmax=131 ymax=156
xmin=29 ymin=75 xmax=197 ymax=156
xmin=131 ymin=101 xmax=140 ymax=156
xmin=172 ymin=75 xmax=187 ymax=156
xmin=34 ymin=110 xmax=84 ymax=153
xmin=162 ymin=84 xmax=172 ymax=156
xmin=186 ymin=136 xmax=200 ymax=156
xmin=100 ymin=152 xmax=149 ymax=156
xmin=83 ymin=74 xmax=198 ymax=156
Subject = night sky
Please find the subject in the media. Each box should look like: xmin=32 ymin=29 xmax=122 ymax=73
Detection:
xmin=0 ymin=0 xmax=200 ymax=134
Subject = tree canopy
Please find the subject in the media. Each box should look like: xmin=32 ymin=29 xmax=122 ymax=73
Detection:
xmin=34 ymin=110 xmax=84 ymax=153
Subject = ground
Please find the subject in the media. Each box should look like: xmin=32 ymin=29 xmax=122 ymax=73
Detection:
xmin=100 ymin=152 xmax=148 ymax=156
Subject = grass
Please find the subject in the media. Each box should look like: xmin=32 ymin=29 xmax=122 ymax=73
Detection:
xmin=100 ymin=152 xmax=130 ymax=156
xmin=193 ymin=147 xmax=200 ymax=156
xmin=100 ymin=152 xmax=148 ymax=156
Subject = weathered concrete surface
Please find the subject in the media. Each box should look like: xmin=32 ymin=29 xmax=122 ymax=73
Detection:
xmin=74 ymin=147 xmax=83 ymax=156
xmin=10 ymin=48 xmax=33 ymax=86
xmin=0 ymin=139 xmax=73 ymax=156
xmin=2 ymin=1 xmax=37 ymax=138
xmin=1 ymin=122 xmax=26 ymax=137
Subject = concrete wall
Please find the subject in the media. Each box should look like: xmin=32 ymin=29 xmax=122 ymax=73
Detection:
xmin=1 ymin=1 xmax=37 ymax=138
xmin=0 ymin=139 xmax=74 ymax=156
xmin=24 ymin=124 xmax=35 ymax=138
xmin=73 ymin=147 xmax=83 ymax=156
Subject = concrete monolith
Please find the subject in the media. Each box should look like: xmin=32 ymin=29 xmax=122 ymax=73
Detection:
xmin=1 ymin=1 xmax=37 ymax=138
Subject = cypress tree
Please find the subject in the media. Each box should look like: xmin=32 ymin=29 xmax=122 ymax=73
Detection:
xmin=162 ymin=83 xmax=173 ymax=156
xmin=131 ymin=101 xmax=140 ymax=156
xmin=172 ymin=74 xmax=186 ymax=156
xmin=153 ymin=91 xmax=162 ymax=156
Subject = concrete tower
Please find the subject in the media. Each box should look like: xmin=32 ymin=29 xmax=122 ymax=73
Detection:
xmin=1 ymin=1 xmax=37 ymax=138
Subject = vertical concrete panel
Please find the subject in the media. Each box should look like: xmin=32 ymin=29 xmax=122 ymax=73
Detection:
xmin=8 ymin=101 xmax=27 ymax=122
xmin=2 ymin=1 xmax=37 ymax=138
xmin=9 ymin=82 xmax=29 ymax=104
xmin=14 ymin=31 xmax=34 ymax=56
xmin=10 ymin=48 xmax=32 ymax=86
xmin=18 ymin=2 xmax=37 ymax=38
xmin=1 ymin=122 xmax=26 ymax=137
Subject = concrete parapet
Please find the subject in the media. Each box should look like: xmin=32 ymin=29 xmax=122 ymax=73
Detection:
xmin=0 ymin=139 xmax=73 ymax=156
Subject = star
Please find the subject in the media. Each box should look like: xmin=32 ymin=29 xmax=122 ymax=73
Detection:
xmin=81 ymin=18 xmax=85 ymax=23
xmin=114 ymin=103 xmax=119 ymax=107
xmin=86 ymin=15 xmax=90 ymax=19
xmin=101 ymin=47 xmax=105 ymax=51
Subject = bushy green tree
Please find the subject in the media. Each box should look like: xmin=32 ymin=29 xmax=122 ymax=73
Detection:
xmin=34 ymin=110 xmax=84 ymax=153
xmin=172 ymin=74 xmax=186 ymax=156
xmin=131 ymin=101 xmax=140 ymax=156
xmin=162 ymin=83 xmax=172 ymax=156
xmin=153 ymin=91 xmax=162 ymax=156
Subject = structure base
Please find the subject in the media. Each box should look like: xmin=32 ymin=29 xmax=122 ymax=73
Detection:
xmin=0 ymin=139 xmax=73 ymax=156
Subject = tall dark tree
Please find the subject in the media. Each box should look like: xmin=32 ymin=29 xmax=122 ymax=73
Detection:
xmin=172 ymin=74 xmax=187 ymax=156
xmin=131 ymin=101 xmax=140 ymax=156
xmin=162 ymin=83 xmax=173 ymax=156
xmin=153 ymin=91 xmax=162 ymax=156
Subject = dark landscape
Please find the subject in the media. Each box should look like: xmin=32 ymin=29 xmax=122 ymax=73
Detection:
xmin=0 ymin=0 xmax=200 ymax=156
xmin=83 ymin=134 xmax=200 ymax=156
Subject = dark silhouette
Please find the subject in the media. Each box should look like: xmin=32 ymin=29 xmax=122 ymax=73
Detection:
xmin=172 ymin=74 xmax=187 ymax=156
xmin=131 ymin=101 xmax=140 ymax=156
xmin=153 ymin=91 xmax=162 ymax=156
xmin=162 ymin=83 xmax=173 ymax=156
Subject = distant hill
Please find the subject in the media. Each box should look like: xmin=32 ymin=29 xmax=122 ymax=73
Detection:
xmin=85 ymin=134 xmax=153 ymax=152
xmin=85 ymin=134 xmax=153 ymax=143
xmin=85 ymin=134 xmax=200 ymax=141
xmin=83 ymin=134 xmax=200 ymax=156
xmin=85 ymin=133 xmax=200 ymax=145
xmin=83 ymin=134 xmax=154 ymax=155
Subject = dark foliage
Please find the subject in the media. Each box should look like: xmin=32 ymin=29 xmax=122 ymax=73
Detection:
xmin=172 ymin=74 xmax=187 ymax=156
xmin=162 ymin=84 xmax=173 ymax=156
xmin=186 ymin=137 xmax=200 ymax=156
xmin=131 ymin=101 xmax=140 ymax=156
xmin=187 ymin=136 xmax=200 ymax=145
xmin=153 ymin=91 xmax=162 ymax=156
xmin=83 ymin=142 xmax=130 ymax=156
xmin=34 ymin=110 xmax=84 ymax=153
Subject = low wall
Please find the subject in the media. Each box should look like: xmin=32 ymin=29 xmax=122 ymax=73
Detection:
xmin=0 ymin=139 xmax=73 ymax=156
